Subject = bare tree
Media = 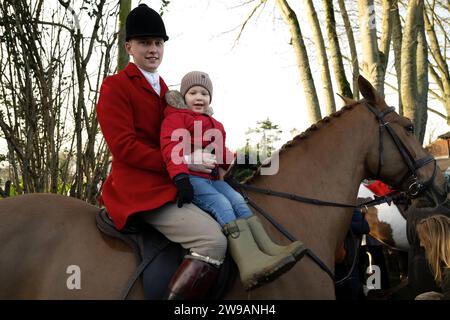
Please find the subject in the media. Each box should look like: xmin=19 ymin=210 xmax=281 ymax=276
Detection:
xmin=337 ymin=0 xmax=360 ymax=99
xmin=304 ymin=0 xmax=336 ymax=115
xmin=323 ymin=0 xmax=353 ymax=99
xmin=401 ymin=0 xmax=426 ymax=141
xmin=358 ymin=0 xmax=394 ymax=97
xmin=425 ymin=1 xmax=450 ymax=126
xmin=275 ymin=0 xmax=322 ymax=123
xmin=117 ymin=0 xmax=131 ymax=71
xmin=391 ymin=0 xmax=403 ymax=113
xmin=0 ymin=0 xmax=119 ymax=202
xmin=416 ymin=3 xmax=428 ymax=142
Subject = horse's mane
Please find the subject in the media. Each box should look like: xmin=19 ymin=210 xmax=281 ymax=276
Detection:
xmin=240 ymin=100 xmax=362 ymax=184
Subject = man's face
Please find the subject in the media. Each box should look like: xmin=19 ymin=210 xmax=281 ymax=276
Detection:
xmin=125 ymin=37 xmax=164 ymax=72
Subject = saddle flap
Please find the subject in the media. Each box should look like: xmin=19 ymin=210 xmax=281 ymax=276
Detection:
xmin=95 ymin=209 xmax=235 ymax=299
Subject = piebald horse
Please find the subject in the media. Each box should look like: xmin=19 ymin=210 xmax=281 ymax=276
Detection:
xmin=358 ymin=184 xmax=409 ymax=251
xmin=0 ymin=76 xmax=447 ymax=299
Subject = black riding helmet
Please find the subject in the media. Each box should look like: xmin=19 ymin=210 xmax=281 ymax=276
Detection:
xmin=126 ymin=4 xmax=169 ymax=41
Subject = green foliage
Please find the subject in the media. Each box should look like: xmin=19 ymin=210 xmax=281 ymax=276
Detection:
xmin=7 ymin=181 xmax=20 ymax=197
xmin=228 ymin=118 xmax=283 ymax=183
xmin=0 ymin=175 xmax=72 ymax=198
xmin=245 ymin=118 xmax=282 ymax=157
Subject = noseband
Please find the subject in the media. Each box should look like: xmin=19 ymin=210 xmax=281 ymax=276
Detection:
xmin=363 ymin=101 xmax=444 ymax=200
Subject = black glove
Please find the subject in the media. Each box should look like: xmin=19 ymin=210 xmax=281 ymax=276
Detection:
xmin=173 ymin=174 xmax=194 ymax=208
xmin=211 ymin=166 xmax=218 ymax=178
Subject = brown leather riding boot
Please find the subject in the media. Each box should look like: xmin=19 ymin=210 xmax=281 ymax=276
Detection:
xmin=166 ymin=257 xmax=220 ymax=300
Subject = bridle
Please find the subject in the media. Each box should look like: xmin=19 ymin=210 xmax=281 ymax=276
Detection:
xmin=364 ymin=101 xmax=443 ymax=200
xmin=227 ymin=101 xmax=449 ymax=286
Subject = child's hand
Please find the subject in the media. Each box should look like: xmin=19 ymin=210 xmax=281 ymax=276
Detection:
xmin=187 ymin=149 xmax=217 ymax=173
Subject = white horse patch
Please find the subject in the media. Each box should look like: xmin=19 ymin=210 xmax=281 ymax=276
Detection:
xmin=358 ymin=184 xmax=408 ymax=251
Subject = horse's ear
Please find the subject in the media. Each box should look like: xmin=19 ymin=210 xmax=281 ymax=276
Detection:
xmin=358 ymin=75 xmax=377 ymax=103
xmin=336 ymin=93 xmax=356 ymax=106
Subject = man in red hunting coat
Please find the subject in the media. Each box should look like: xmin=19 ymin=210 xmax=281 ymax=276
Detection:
xmin=96 ymin=4 xmax=226 ymax=300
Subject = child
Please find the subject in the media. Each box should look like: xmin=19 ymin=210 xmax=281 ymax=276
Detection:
xmin=160 ymin=71 xmax=304 ymax=290
xmin=415 ymin=215 xmax=450 ymax=300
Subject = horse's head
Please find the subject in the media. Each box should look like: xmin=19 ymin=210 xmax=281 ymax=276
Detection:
xmin=350 ymin=76 xmax=448 ymax=207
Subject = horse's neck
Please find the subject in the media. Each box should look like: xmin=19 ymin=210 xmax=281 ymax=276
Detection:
xmin=239 ymin=110 xmax=374 ymax=299
xmin=249 ymin=109 xmax=372 ymax=265
xmin=256 ymin=109 xmax=370 ymax=204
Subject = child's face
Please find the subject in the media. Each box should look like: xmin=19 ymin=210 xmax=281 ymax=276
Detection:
xmin=185 ymin=86 xmax=211 ymax=114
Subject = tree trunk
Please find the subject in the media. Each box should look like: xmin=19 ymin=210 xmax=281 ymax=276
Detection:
xmin=400 ymin=0 xmax=423 ymax=138
xmin=416 ymin=13 xmax=428 ymax=143
xmin=391 ymin=0 xmax=403 ymax=114
xmin=304 ymin=0 xmax=335 ymax=115
xmin=117 ymin=0 xmax=131 ymax=71
xmin=322 ymin=0 xmax=353 ymax=99
xmin=358 ymin=0 xmax=384 ymax=96
xmin=379 ymin=0 xmax=394 ymax=85
xmin=275 ymin=0 xmax=321 ymax=123
xmin=337 ymin=0 xmax=360 ymax=100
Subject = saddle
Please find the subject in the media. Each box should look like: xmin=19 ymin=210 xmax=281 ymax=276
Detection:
xmin=95 ymin=208 xmax=234 ymax=299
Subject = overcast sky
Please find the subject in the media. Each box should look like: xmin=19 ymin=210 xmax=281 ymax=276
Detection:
xmin=138 ymin=0 xmax=449 ymax=150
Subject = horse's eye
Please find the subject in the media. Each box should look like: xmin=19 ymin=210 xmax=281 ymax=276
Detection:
xmin=405 ymin=124 xmax=414 ymax=134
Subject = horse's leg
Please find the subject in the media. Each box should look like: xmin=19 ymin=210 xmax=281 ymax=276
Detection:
xmin=0 ymin=194 xmax=143 ymax=299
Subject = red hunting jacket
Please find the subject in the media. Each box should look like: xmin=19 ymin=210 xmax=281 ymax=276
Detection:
xmin=96 ymin=63 xmax=176 ymax=230
xmin=160 ymin=106 xmax=235 ymax=180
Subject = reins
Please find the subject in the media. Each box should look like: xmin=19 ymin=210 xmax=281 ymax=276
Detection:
xmin=227 ymin=177 xmax=404 ymax=212
xmin=226 ymin=100 xmax=445 ymax=286
xmin=226 ymin=176 xmax=404 ymax=284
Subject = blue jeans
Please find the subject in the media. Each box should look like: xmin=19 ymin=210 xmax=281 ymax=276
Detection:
xmin=189 ymin=176 xmax=253 ymax=227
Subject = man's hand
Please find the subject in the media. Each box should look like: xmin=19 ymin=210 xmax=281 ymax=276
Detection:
xmin=173 ymin=174 xmax=194 ymax=208
xmin=186 ymin=149 xmax=217 ymax=174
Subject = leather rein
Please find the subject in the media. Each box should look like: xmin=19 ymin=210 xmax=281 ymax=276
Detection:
xmin=227 ymin=101 xmax=447 ymax=285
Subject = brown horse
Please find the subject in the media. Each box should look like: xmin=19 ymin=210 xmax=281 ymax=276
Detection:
xmin=0 ymin=76 xmax=447 ymax=299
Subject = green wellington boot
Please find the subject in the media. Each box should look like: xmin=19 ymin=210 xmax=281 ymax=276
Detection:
xmin=246 ymin=215 xmax=306 ymax=261
xmin=224 ymin=219 xmax=297 ymax=291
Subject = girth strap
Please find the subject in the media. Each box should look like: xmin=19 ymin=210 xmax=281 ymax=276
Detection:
xmin=121 ymin=256 xmax=155 ymax=299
